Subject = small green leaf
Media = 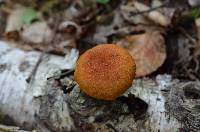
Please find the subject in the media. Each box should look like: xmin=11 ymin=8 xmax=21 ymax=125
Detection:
xmin=22 ymin=7 xmax=38 ymax=25
xmin=192 ymin=7 xmax=200 ymax=19
xmin=96 ymin=0 xmax=110 ymax=4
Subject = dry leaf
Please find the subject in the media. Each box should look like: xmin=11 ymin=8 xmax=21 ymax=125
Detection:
xmin=117 ymin=31 xmax=166 ymax=77
xmin=188 ymin=0 xmax=200 ymax=7
xmin=5 ymin=6 xmax=24 ymax=33
xmin=58 ymin=21 xmax=82 ymax=37
xmin=93 ymin=12 xmax=124 ymax=43
xmin=5 ymin=6 xmax=39 ymax=32
xmin=21 ymin=21 xmax=53 ymax=44
xmin=120 ymin=1 xmax=172 ymax=26
xmin=134 ymin=1 xmax=171 ymax=26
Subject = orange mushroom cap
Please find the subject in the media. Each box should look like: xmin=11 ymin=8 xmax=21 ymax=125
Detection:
xmin=74 ymin=44 xmax=136 ymax=100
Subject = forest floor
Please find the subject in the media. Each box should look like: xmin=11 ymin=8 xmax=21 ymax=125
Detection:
xmin=0 ymin=0 xmax=200 ymax=131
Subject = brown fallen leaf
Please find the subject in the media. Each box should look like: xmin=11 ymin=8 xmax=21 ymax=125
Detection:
xmin=120 ymin=1 xmax=172 ymax=26
xmin=134 ymin=1 xmax=171 ymax=27
xmin=117 ymin=31 xmax=166 ymax=77
xmin=5 ymin=6 xmax=24 ymax=33
xmin=22 ymin=21 xmax=53 ymax=44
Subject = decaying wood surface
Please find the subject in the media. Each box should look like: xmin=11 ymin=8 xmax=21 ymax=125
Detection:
xmin=0 ymin=41 xmax=199 ymax=132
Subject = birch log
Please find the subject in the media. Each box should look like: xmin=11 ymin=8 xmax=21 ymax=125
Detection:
xmin=0 ymin=41 xmax=199 ymax=132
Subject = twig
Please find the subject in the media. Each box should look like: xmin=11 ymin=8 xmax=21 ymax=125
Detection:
xmin=26 ymin=53 xmax=44 ymax=83
xmin=178 ymin=27 xmax=197 ymax=44
xmin=194 ymin=57 xmax=199 ymax=72
xmin=130 ymin=2 xmax=168 ymax=16
xmin=47 ymin=69 xmax=74 ymax=80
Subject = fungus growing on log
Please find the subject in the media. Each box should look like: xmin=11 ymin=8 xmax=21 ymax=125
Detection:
xmin=74 ymin=44 xmax=136 ymax=100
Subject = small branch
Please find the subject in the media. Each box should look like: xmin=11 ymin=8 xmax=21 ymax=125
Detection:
xmin=130 ymin=2 xmax=168 ymax=16
xmin=194 ymin=57 xmax=199 ymax=72
xmin=26 ymin=53 xmax=44 ymax=83
xmin=47 ymin=69 xmax=74 ymax=80
xmin=178 ymin=27 xmax=197 ymax=44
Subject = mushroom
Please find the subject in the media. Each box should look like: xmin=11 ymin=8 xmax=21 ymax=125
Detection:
xmin=74 ymin=44 xmax=136 ymax=100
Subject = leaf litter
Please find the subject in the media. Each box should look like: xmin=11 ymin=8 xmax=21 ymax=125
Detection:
xmin=0 ymin=0 xmax=200 ymax=79
xmin=0 ymin=0 xmax=200 ymax=131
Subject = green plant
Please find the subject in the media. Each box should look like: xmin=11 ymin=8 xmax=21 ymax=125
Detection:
xmin=192 ymin=7 xmax=200 ymax=19
xmin=96 ymin=0 xmax=110 ymax=4
xmin=22 ymin=7 xmax=38 ymax=25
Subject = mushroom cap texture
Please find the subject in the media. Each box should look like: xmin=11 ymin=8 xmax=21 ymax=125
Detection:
xmin=74 ymin=44 xmax=136 ymax=100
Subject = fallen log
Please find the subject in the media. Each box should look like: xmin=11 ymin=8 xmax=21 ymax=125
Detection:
xmin=0 ymin=41 xmax=199 ymax=131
